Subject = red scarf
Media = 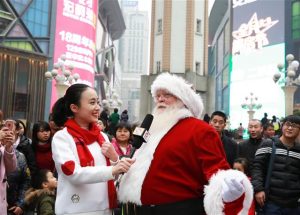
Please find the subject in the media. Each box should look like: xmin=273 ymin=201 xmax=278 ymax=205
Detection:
xmin=65 ymin=118 xmax=117 ymax=209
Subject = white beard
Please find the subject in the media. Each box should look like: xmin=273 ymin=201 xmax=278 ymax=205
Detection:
xmin=149 ymin=100 xmax=185 ymax=135
xmin=118 ymin=101 xmax=193 ymax=204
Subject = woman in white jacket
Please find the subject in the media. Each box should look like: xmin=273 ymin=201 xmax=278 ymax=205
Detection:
xmin=51 ymin=83 xmax=135 ymax=215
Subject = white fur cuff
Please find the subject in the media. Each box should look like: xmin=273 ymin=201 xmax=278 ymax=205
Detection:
xmin=203 ymin=169 xmax=253 ymax=215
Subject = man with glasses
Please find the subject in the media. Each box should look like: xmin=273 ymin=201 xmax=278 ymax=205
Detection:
xmin=252 ymin=115 xmax=300 ymax=215
xmin=210 ymin=111 xmax=238 ymax=167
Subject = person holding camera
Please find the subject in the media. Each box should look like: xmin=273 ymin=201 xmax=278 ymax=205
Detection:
xmin=0 ymin=123 xmax=17 ymax=215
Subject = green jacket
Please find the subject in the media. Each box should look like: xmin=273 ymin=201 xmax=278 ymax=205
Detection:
xmin=24 ymin=188 xmax=56 ymax=215
xmin=109 ymin=112 xmax=120 ymax=125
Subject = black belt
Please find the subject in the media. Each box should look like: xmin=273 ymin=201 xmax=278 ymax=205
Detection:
xmin=121 ymin=198 xmax=205 ymax=215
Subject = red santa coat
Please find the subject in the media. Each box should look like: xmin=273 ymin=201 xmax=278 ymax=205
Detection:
xmin=141 ymin=117 xmax=229 ymax=205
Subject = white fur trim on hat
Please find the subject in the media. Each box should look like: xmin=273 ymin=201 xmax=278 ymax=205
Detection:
xmin=204 ymin=169 xmax=253 ymax=215
xmin=151 ymin=73 xmax=204 ymax=118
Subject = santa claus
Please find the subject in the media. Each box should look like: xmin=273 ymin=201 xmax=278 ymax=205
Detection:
xmin=118 ymin=73 xmax=253 ymax=215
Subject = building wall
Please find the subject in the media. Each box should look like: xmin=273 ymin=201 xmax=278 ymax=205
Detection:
xmin=194 ymin=0 xmax=206 ymax=76
xmin=152 ymin=0 xmax=164 ymax=74
xmin=170 ymin=1 xmax=186 ymax=74
xmin=140 ymin=0 xmax=208 ymax=119
xmin=0 ymin=0 xmax=54 ymax=131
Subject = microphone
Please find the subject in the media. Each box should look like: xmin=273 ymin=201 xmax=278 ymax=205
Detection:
xmin=129 ymin=114 xmax=153 ymax=158
xmin=115 ymin=114 xmax=154 ymax=189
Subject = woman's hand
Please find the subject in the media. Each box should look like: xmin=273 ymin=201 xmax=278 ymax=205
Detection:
xmin=112 ymin=157 xmax=135 ymax=176
xmin=101 ymin=141 xmax=118 ymax=162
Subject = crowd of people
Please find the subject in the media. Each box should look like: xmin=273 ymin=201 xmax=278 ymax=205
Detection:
xmin=0 ymin=72 xmax=300 ymax=215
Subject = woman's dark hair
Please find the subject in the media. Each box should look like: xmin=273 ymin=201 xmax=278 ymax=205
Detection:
xmin=234 ymin=157 xmax=249 ymax=176
xmin=52 ymin=84 xmax=90 ymax=127
xmin=32 ymin=169 xmax=50 ymax=189
xmin=15 ymin=119 xmax=27 ymax=135
xmin=32 ymin=121 xmax=51 ymax=151
xmin=114 ymin=122 xmax=133 ymax=142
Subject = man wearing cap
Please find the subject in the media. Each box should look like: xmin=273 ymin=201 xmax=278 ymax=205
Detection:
xmin=118 ymin=73 xmax=253 ymax=215
xmin=252 ymin=115 xmax=300 ymax=214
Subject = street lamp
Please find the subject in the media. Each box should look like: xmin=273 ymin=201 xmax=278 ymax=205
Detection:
xmin=241 ymin=92 xmax=262 ymax=121
xmin=273 ymin=54 xmax=300 ymax=116
xmin=45 ymin=54 xmax=80 ymax=98
xmin=102 ymin=88 xmax=122 ymax=113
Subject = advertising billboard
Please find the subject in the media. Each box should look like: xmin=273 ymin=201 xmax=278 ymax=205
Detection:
xmin=51 ymin=0 xmax=98 ymax=107
xmin=230 ymin=0 xmax=285 ymax=128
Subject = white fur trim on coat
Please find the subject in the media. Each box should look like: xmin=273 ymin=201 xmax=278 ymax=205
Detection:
xmin=151 ymin=73 xmax=204 ymax=119
xmin=204 ymin=169 xmax=253 ymax=215
xmin=117 ymin=108 xmax=192 ymax=205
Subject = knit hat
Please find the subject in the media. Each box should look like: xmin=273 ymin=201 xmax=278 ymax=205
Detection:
xmin=151 ymin=73 xmax=204 ymax=118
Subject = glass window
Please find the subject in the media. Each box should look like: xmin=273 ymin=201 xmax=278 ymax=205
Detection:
xmin=22 ymin=0 xmax=50 ymax=37
xmin=222 ymin=66 xmax=229 ymax=88
xmin=292 ymin=2 xmax=300 ymax=39
xmin=217 ymin=32 xmax=224 ymax=73
xmin=10 ymin=0 xmax=31 ymax=14
xmin=3 ymin=41 xmax=34 ymax=51
xmin=156 ymin=61 xmax=161 ymax=73
xmin=292 ymin=2 xmax=300 ymax=15
xmin=222 ymin=87 xmax=229 ymax=114
xmin=224 ymin=21 xmax=230 ymax=55
xmin=7 ymin=23 xmax=27 ymax=37
xmin=37 ymin=41 xmax=49 ymax=54
xmin=216 ymin=74 xmax=222 ymax=110
xmin=196 ymin=19 xmax=201 ymax=34
xmin=196 ymin=62 xmax=202 ymax=75
xmin=157 ymin=19 xmax=162 ymax=33
xmin=13 ymin=58 xmax=29 ymax=118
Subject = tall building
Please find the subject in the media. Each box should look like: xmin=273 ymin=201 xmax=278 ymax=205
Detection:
xmin=209 ymin=0 xmax=300 ymax=128
xmin=0 ymin=0 xmax=125 ymax=132
xmin=0 ymin=0 xmax=52 ymax=126
xmin=118 ymin=0 xmax=149 ymax=122
xmin=140 ymin=0 xmax=209 ymax=118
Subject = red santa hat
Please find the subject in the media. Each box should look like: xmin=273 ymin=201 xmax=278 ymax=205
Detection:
xmin=151 ymin=72 xmax=204 ymax=119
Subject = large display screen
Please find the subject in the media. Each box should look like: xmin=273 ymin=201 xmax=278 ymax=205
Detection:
xmin=51 ymin=0 xmax=98 ymax=107
xmin=230 ymin=0 xmax=285 ymax=128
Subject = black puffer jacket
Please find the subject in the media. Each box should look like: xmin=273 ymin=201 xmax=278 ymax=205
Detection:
xmin=221 ymin=134 xmax=238 ymax=168
xmin=238 ymin=137 xmax=263 ymax=176
xmin=252 ymin=137 xmax=300 ymax=207
xmin=16 ymin=135 xmax=37 ymax=176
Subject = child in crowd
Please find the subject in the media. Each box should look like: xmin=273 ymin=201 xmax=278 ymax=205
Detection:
xmin=112 ymin=122 xmax=133 ymax=157
xmin=233 ymin=158 xmax=255 ymax=215
xmin=263 ymin=123 xmax=275 ymax=139
xmin=97 ymin=120 xmax=113 ymax=141
xmin=25 ymin=169 xmax=57 ymax=215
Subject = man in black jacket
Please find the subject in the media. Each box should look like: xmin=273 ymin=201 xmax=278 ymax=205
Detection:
xmin=252 ymin=115 xmax=300 ymax=215
xmin=238 ymin=119 xmax=263 ymax=176
xmin=209 ymin=111 xmax=238 ymax=167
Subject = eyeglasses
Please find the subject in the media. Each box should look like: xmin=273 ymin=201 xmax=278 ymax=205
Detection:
xmin=284 ymin=121 xmax=300 ymax=129
xmin=155 ymin=93 xmax=175 ymax=100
